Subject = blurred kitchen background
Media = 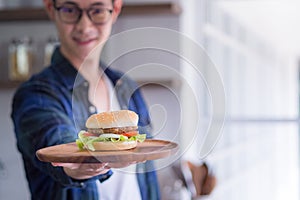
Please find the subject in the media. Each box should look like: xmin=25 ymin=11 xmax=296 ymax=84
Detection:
xmin=0 ymin=0 xmax=299 ymax=199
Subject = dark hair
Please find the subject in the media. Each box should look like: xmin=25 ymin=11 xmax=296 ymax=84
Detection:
xmin=53 ymin=0 xmax=115 ymax=3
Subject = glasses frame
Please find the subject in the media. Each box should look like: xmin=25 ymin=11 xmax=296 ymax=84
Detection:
xmin=52 ymin=1 xmax=113 ymax=25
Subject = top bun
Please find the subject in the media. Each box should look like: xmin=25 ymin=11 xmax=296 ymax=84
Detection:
xmin=86 ymin=110 xmax=139 ymax=129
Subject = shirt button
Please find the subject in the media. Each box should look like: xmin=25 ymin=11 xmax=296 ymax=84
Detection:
xmin=89 ymin=106 xmax=96 ymax=113
xmin=79 ymin=182 xmax=85 ymax=188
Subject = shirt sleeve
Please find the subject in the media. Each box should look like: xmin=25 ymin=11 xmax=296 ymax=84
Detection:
xmin=11 ymin=81 xmax=111 ymax=187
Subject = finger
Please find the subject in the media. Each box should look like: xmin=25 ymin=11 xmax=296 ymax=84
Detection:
xmin=107 ymin=162 xmax=135 ymax=168
xmin=81 ymin=163 xmax=108 ymax=170
xmin=51 ymin=162 xmax=61 ymax=167
xmin=51 ymin=162 xmax=81 ymax=169
xmin=84 ymin=168 xmax=110 ymax=175
xmin=94 ymin=163 xmax=108 ymax=168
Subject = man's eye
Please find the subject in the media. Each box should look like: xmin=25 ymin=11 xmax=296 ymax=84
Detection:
xmin=91 ymin=8 xmax=104 ymax=15
xmin=61 ymin=7 xmax=76 ymax=13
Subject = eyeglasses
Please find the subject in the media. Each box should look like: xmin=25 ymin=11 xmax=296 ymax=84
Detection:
xmin=53 ymin=2 xmax=113 ymax=25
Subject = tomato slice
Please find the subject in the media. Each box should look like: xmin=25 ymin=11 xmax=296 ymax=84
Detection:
xmin=122 ymin=131 xmax=138 ymax=137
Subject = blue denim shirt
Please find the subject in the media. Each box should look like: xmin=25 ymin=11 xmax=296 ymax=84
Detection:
xmin=11 ymin=48 xmax=160 ymax=200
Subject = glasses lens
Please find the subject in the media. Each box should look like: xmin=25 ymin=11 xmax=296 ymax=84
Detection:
xmin=89 ymin=7 xmax=111 ymax=24
xmin=58 ymin=4 xmax=80 ymax=23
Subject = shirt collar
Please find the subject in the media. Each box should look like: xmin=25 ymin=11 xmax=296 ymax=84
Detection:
xmin=50 ymin=47 xmax=122 ymax=90
xmin=51 ymin=47 xmax=87 ymax=90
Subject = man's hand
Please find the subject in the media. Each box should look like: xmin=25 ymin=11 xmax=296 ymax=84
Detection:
xmin=187 ymin=161 xmax=217 ymax=196
xmin=52 ymin=163 xmax=110 ymax=180
xmin=52 ymin=161 xmax=142 ymax=180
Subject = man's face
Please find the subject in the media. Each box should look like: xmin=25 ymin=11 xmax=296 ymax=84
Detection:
xmin=51 ymin=0 xmax=119 ymax=64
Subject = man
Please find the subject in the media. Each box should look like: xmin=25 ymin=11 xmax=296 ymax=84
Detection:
xmin=12 ymin=0 xmax=159 ymax=199
xmin=11 ymin=0 xmax=215 ymax=199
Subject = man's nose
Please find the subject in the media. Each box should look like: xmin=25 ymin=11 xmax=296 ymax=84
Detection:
xmin=75 ymin=12 xmax=94 ymax=32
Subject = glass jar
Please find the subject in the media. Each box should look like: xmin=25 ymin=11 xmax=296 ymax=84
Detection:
xmin=8 ymin=37 xmax=33 ymax=81
xmin=44 ymin=36 xmax=59 ymax=66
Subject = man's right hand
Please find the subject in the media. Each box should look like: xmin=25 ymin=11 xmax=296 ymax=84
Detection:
xmin=52 ymin=163 xmax=110 ymax=180
xmin=51 ymin=160 xmax=142 ymax=180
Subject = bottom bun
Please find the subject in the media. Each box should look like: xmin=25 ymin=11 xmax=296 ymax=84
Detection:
xmin=92 ymin=141 xmax=137 ymax=151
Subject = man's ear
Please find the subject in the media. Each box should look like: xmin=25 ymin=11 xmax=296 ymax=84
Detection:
xmin=43 ymin=0 xmax=55 ymax=21
xmin=111 ymin=0 xmax=123 ymax=24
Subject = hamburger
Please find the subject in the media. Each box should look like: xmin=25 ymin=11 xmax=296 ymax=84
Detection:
xmin=76 ymin=110 xmax=146 ymax=151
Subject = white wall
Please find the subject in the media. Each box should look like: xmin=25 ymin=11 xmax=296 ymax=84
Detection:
xmin=181 ymin=1 xmax=299 ymax=199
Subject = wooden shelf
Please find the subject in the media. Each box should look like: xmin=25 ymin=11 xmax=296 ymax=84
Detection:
xmin=0 ymin=79 xmax=179 ymax=90
xmin=0 ymin=3 xmax=181 ymax=22
xmin=0 ymin=80 xmax=22 ymax=89
xmin=121 ymin=3 xmax=181 ymax=16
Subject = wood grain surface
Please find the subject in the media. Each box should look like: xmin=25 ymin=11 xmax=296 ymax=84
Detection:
xmin=36 ymin=139 xmax=179 ymax=163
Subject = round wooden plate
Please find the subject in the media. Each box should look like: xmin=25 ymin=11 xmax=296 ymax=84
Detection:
xmin=36 ymin=139 xmax=179 ymax=163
